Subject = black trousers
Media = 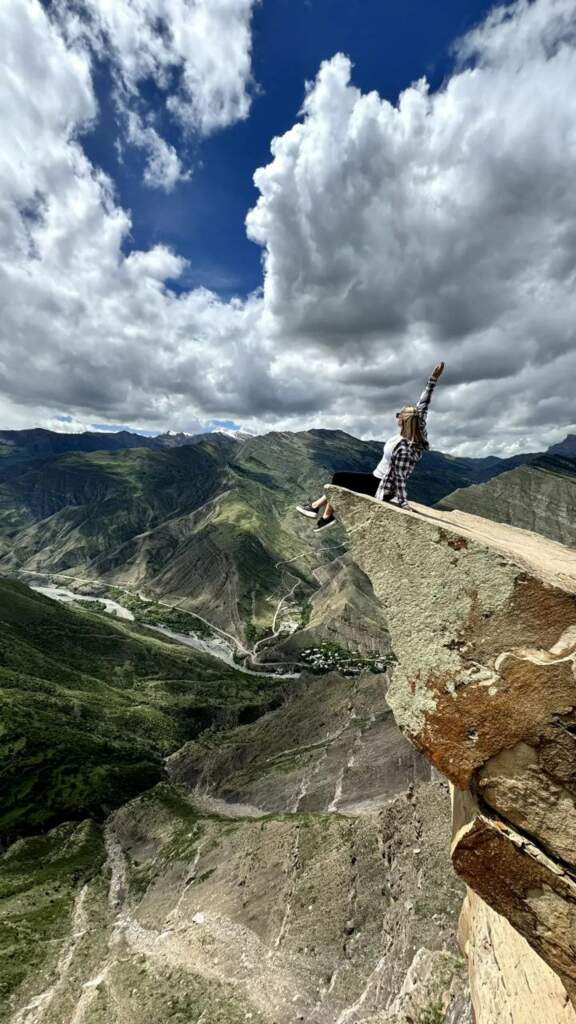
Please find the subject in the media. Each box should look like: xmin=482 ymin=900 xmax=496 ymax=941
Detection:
xmin=330 ymin=471 xmax=380 ymax=497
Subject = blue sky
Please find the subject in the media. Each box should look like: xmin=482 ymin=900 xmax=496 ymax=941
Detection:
xmin=81 ymin=0 xmax=495 ymax=300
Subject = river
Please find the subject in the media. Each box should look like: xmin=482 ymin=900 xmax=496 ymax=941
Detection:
xmin=31 ymin=584 xmax=300 ymax=679
xmin=33 ymin=585 xmax=135 ymax=620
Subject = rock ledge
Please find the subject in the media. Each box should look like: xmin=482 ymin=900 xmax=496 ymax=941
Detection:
xmin=329 ymin=488 xmax=576 ymax=1016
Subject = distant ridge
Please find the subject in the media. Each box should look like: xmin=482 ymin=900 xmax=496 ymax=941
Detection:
xmin=437 ymin=452 xmax=576 ymax=548
xmin=547 ymin=432 xmax=576 ymax=457
xmin=3 ymin=423 xmax=575 ymax=462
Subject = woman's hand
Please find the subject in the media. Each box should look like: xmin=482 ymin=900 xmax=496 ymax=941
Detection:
xmin=431 ymin=361 xmax=445 ymax=380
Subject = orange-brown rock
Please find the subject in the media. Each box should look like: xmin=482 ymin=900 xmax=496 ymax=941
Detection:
xmin=452 ymin=789 xmax=576 ymax=1004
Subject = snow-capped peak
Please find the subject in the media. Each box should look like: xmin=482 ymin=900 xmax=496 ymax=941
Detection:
xmin=213 ymin=427 xmax=254 ymax=441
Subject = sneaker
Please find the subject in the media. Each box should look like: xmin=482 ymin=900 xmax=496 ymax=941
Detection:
xmin=314 ymin=514 xmax=336 ymax=531
xmin=296 ymin=503 xmax=318 ymax=519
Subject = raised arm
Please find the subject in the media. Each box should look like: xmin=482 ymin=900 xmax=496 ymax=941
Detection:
xmin=416 ymin=362 xmax=445 ymax=421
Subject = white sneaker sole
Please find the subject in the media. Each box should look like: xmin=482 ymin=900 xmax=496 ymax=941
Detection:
xmin=296 ymin=506 xmax=317 ymax=519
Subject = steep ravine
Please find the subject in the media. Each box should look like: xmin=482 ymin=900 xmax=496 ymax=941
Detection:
xmin=329 ymin=487 xmax=576 ymax=1023
xmin=2 ymin=663 xmax=472 ymax=1024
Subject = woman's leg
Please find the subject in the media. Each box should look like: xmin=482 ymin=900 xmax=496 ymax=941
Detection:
xmin=316 ymin=472 xmax=377 ymax=530
xmin=296 ymin=493 xmax=328 ymax=519
xmin=314 ymin=498 xmax=336 ymax=530
xmin=301 ymin=472 xmax=379 ymax=530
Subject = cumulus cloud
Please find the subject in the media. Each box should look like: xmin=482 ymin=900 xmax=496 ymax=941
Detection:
xmin=2 ymin=0 xmax=576 ymax=455
xmin=56 ymin=0 xmax=258 ymax=135
xmin=246 ymin=0 xmax=576 ymax=451
xmin=124 ymin=111 xmax=190 ymax=191
xmin=0 ymin=0 xmax=268 ymax=423
xmin=50 ymin=0 xmax=259 ymax=188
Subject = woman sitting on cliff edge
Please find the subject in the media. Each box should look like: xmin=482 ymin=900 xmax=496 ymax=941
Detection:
xmin=297 ymin=362 xmax=445 ymax=530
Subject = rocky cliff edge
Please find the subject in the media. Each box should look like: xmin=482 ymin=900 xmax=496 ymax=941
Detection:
xmin=328 ymin=488 xmax=576 ymax=1016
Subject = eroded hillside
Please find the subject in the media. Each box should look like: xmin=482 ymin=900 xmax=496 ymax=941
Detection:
xmin=1 ymin=577 xmax=471 ymax=1024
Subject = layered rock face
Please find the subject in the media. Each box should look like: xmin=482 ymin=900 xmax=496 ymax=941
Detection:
xmin=458 ymin=890 xmax=576 ymax=1024
xmin=437 ymin=456 xmax=576 ymax=549
xmin=329 ymin=488 xmax=576 ymax=1020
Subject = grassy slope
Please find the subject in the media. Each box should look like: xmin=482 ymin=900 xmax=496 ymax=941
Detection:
xmin=0 ymin=443 xmax=225 ymax=547
xmin=0 ymin=577 xmax=284 ymax=839
xmin=0 ymin=819 xmax=105 ymax=1010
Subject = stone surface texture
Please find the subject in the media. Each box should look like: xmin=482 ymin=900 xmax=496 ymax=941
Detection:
xmin=458 ymin=889 xmax=576 ymax=1024
xmin=329 ymin=488 xmax=576 ymax=1016
xmin=4 ymin=781 xmax=470 ymax=1024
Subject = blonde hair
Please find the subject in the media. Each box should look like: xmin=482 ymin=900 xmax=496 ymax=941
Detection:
xmin=398 ymin=406 xmax=427 ymax=448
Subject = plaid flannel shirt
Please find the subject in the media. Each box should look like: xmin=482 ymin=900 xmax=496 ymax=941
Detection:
xmin=375 ymin=376 xmax=437 ymax=507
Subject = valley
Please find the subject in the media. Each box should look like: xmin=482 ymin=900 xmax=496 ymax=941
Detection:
xmin=2 ymin=424 xmax=575 ymax=1023
xmin=14 ymin=570 xmax=388 ymax=678
xmin=0 ymin=574 xmax=468 ymax=1024
xmin=26 ymin=577 xmax=301 ymax=678
xmin=0 ymin=424 xmax=557 ymax=661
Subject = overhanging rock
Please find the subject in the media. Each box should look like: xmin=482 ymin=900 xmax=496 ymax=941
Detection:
xmin=328 ymin=487 xmax=576 ymax=1008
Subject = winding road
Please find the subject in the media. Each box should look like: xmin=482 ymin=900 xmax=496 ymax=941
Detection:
xmin=18 ymin=569 xmax=304 ymax=679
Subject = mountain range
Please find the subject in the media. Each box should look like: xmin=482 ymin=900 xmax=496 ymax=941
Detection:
xmin=1 ymin=423 xmax=575 ymax=1022
xmin=438 ymin=452 xmax=576 ymax=547
xmin=2 ymin=424 xmax=572 ymax=663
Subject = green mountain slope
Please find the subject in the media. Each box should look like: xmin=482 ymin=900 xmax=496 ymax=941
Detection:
xmin=0 ymin=426 xmax=545 ymax=647
xmin=0 ymin=427 xmax=161 ymax=472
xmin=0 ymin=577 xmax=284 ymax=839
xmin=0 ymin=443 xmax=227 ymax=569
xmin=0 ymin=819 xmax=105 ymax=1011
xmin=436 ymin=455 xmax=576 ymax=548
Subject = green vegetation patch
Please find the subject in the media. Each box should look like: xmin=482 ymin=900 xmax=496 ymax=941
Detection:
xmin=0 ymin=819 xmax=104 ymax=1013
xmin=0 ymin=577 xmax=286 ymax=838
xmin=108 ymin=589 xmax=213 ymax=638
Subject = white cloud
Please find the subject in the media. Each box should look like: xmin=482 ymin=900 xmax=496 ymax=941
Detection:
xmin=2 ymin=0 xmax=576 ymax=456
xmin=50 ymin=0 xmax=259 ymax=189
xmin=55 ymin=0 xmax=258 ymax=135
xmin=125 ymin=111 xmax=190 ymax=191
xmin=0 ymin=0 xmax=263 ymax=422
xmin=246 ymin=0 xmax=576 ymax=451
xmin=456 ymin=0 xmax=576 ymax=68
